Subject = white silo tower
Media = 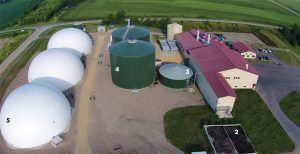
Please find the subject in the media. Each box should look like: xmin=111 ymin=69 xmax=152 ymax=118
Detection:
xmin=167 ymin=23 xmax=183 ymax=40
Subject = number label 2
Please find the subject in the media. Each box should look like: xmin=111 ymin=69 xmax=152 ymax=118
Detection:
xmin=235 ymin=129 xmax=238 ymax=135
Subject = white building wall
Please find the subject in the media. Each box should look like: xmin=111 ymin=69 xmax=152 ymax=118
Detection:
xmin=220 ymin=68 xmax=258 ymax=89
xmin=217 ymin=96 xmax=236 ymax=112
xmin=241 ymin=51 xmax=256 ymax=59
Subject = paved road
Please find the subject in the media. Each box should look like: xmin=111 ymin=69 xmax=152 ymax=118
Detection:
xmin=268 ymin=0 xmax=300 ymax=17
xmin=254 ymin=62 xmax=300 ymax=153
xmin=172 ymin=18 xmax=281 ymax=29
xmin=0 ymin=20 xmax=102 ymax=75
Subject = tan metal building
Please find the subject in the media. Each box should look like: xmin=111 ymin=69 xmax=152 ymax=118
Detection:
xmin=233 ymin=41 xmax=256 ymax=59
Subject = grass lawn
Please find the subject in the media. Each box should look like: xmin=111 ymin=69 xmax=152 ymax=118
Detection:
xmin=0 ymin=38 xmax=47 ymax=100
xmin=280 ymin=91 xmax=300 ymax=128
xmin=0 ymin=0 xmax=31 ymax=28
xmin=61 ymin=0 xmax=300 ymax=26
xmin=275 ymin=0 xmax=300 ymax=13
xmin=164 ymin=90 xmax=294 ymax=154
xmin=0 ymin=29 xmax=34 ymax=63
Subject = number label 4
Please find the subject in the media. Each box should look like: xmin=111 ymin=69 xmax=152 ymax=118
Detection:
xmin=115 ymin=67 xmax=119 ymax=72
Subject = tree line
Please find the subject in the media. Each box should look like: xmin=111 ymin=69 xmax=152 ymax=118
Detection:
xmin=102 ymin=11 xmax=171 ymax=30
xmin=17 ymin=0 xmax=84 ymax=25
xmin=280 ymin=24 xmax=300 ymax=47
xmin=0 ymin=0 xmax=10 ymax=4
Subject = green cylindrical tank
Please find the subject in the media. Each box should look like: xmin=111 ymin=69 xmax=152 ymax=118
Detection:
xmin=159 ymin=63 xmax=193 ymax=89
xmin=110 ymin=40 xmax=155 ymax=89
xmin=112 ymin=26 xmax=150 ymax=44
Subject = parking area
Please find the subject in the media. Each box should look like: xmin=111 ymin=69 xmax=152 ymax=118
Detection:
xmin=254 ymin=63 xmax=300 ymax=152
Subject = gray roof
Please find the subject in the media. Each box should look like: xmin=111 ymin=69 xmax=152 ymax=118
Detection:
xmin=159 ymin=63 xmax=193 ymax=80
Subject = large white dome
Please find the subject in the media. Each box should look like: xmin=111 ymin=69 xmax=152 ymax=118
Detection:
xmin=28 ymin=48 xmax=84 ymax=91
xmin=47 ymin=28 xmax=93 ymax=56
xmin=0 ymin=83 xmax=72 ymax=149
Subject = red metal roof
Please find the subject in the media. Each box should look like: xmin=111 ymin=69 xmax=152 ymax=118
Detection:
xmin=189 ymin=43 xmax=257 ymax=74
xmin=233 ymin=41 xmax=254 ymax=53
xmin=175 ymin=31 xmax=204 ymax=50
xmin=204 ymin=72 xmax=236 ymax=97
xmin=175 ymin=30 xmax=220 ymax=51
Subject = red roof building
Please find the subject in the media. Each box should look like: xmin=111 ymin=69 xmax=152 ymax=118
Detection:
xmin=204 ymin=72 xmax=236 ymax=98
xmin=175 ymin=30 xmax=259 ymax=117
xmin=233 ymin=41 xmax=254 ymax=53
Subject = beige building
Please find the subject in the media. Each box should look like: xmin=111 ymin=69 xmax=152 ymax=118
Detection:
xmin=167 ymin=23 xmax=183 ymax=40
xmin=220 ymin=68 xmax=259 ymax=89
xmin=233 ymin=41 xmax=256 ymax=59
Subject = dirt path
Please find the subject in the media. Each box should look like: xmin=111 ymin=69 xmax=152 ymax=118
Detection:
xmin=75 ymin=34 xmax=104 ymax=154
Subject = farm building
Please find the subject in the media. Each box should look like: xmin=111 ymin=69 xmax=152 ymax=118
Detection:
xmin=167 ymin=23 xmax=182 ymax=40
xmin=112 ymin=20 xmax=150 ymax=43
xmin=109 ymin=40 xmax=155 ymax=89
xmin=233 ymin=41 xmax=256 ymax=59
xmin=176 ymin=30 xmax=258 ymax=117
xmin=0 ymin=83 xmax=72 ymax=149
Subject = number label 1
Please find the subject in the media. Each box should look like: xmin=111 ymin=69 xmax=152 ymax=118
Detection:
xmin=115 ymin=67 xmax=119 ymax=72
xmin=235 ymin=129 xmax=238 ymax=135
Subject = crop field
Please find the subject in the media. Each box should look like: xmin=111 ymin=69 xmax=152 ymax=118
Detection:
xmin=61 ymin=0 xmax=300 ymax=25
xmin=275 ymin=0 xmax=300 ymax=13
xmin=0 ymin=0 xmax=31 ymax=28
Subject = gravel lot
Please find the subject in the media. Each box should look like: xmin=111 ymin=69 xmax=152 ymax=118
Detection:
xmin=218 ymin=32 xmax=265 ymax=45
xmin=0 ymin=32 xmax=204 ymax=154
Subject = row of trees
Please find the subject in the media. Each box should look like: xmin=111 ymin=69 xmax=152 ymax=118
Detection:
xmin=102 ymin=11 xmax=171 ymax=30
xmin=14 ymin=0 xmax=84 ymax=25
xmin=280 ymin=24 xmax=300 ymax=47
xmin=0 ymin=0 xmax=10 ymax=4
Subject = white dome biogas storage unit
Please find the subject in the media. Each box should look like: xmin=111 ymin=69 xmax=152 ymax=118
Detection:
xmin=28 ymin=48 xmax=84 ymax=91
xmin=47 ymin=28 xmax=93 ymax=56
xmin=0 ymin=83 xmax=72 ymax=149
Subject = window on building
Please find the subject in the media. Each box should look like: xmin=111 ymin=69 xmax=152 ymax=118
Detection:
xmin=234 ymin=77 xmax=240 ymax=79
xmin=235 ymin=86 xmax=237 ymax=88
xmin=244 ymin=86 xmax=246 ymax=87
xmin=224 ymin=77 xmax=230 ymax=79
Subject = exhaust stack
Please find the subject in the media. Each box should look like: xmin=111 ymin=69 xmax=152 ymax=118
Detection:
xmin=127 ymin=19 xmax=131 ymax=28
xmin=196 ymin=30 xmax=200 ymax=41
xmin=207 ymin=34 xmax=211 ymax=44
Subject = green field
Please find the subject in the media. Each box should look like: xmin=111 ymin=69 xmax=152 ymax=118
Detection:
xmin=164 ymin=90 xmax=294 ymax=153
xmin=0 ymin=0 xmax=31 ymax=28
xmin=280 ymin=91 xmax=300 ymax=128
xmin=0 ymin=29 xmax=34 ymax=63
xmin=275 ymin=0 xmax=300 ymax=13
xmin=61 ymin=0 xmax=300 ymax=25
